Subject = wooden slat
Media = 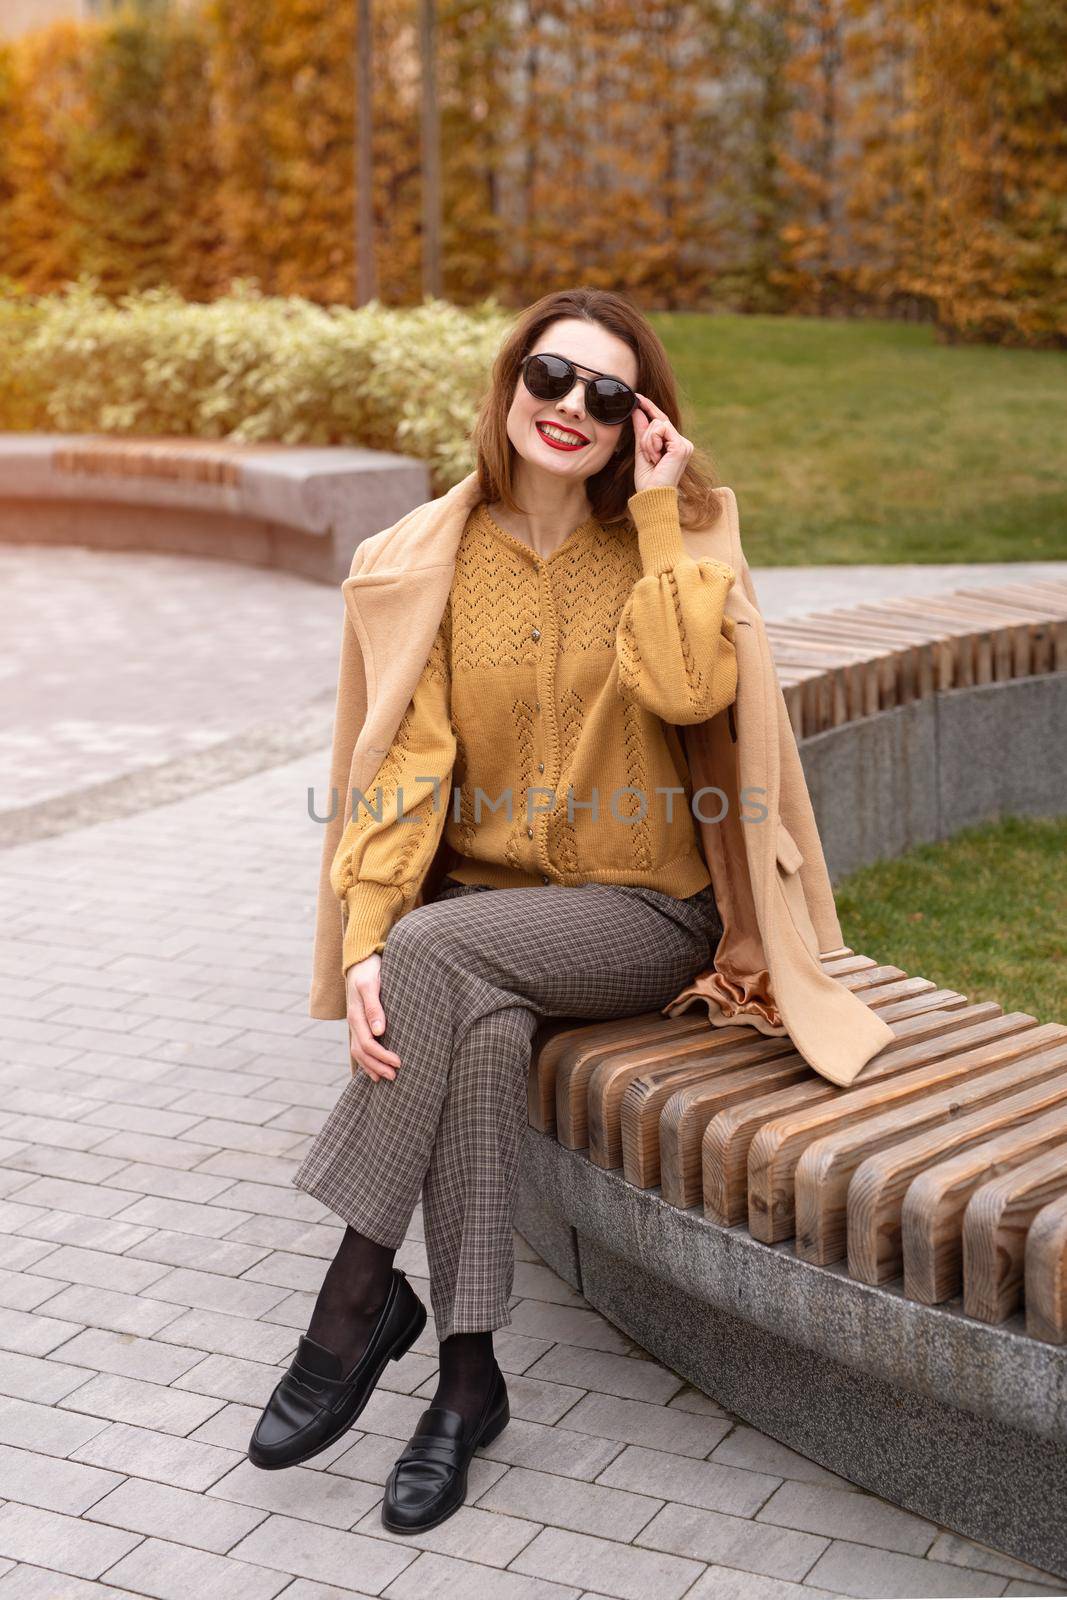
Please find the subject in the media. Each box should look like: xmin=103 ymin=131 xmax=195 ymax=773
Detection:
xmin=963 ymin=1143 xmax=1067 ymax=1322
xmin=782 ymin=614 xmax=932 ymax=705
xmin=1024 ymin=1192 xmax=1067 ymax=1343
xmin=659 ymin=983 xmax=970 ymax=1211
xmin=619 ymin=1038 xmax=800 ymax=1188
xmin=590 ymin=1031 xmax=786 ymax=1172
xmin=529 ymin=1013 xmax=708 ymax=1136
xmin=746 ymin=1018 xmax=1054 ymax=1245
xmin=901 ymin=1104 xmax=1067 ymax=1304
xmin=704 ymin=1004 xmax=1014 ymax=1228
xmin=553 ymin=1015 xmax=729 ymax=1149
xmin=617 ymin=958 xmax=911 ymax=1190
xmin=793 ymin=1031 xmax=1067 ymax=1266
xmin=844 ymin=1045 xmax=1067 ymax=1285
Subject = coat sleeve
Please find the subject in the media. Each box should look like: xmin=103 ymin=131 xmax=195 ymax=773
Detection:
xmin=330 ymin=600 xmax=456 ymax=974
xmin=615 ymin=484 xmax=739 ymax=725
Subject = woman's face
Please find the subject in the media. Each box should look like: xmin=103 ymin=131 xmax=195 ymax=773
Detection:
xmin=506 ymin=316 xmax=638 ymax=484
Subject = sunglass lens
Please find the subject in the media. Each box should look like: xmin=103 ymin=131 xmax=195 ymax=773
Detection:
xmin=589 ymin=378 xmax=634 ymax=424
xmin=523 ymin=353 xmax=571 ymax=399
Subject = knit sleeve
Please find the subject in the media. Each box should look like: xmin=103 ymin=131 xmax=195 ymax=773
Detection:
xmin=329 ymin=601 xmax=455 ymax=974
xmin=614 ymin=484 xmax=738 ymax=725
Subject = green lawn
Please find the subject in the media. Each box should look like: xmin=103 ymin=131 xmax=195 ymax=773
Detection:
xmin=651 ymin=312 xmax=1067 ymax=565
xmin=832 ymin=815 xmax=1066 ymax=1024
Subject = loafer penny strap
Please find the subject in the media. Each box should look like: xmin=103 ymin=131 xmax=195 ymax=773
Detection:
xmin=397 ymin=1434 xmax=466 ymax=1469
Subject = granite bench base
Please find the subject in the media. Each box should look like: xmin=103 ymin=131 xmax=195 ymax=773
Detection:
xmin=515 ymin=1126 xmax=1067 ymax=1581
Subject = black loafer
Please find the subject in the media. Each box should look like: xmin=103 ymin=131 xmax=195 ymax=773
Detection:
xmin=381 ymin=1362 xmax=510 ymax=1532
xmin=248 ymin=1267 xmax=426 ymax=1470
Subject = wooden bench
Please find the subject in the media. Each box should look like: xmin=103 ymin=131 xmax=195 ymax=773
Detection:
xmin=768 ymin=578 xmax=1066 ymax=740
xmin=531 ymin=974 xmax=1067 ymax=1339
xmin=516 ymin=575 xmax=1067 ymax=1578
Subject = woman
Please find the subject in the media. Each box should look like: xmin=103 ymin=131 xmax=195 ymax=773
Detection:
xmin=248 ymin=286 xmax=741 ymax=1532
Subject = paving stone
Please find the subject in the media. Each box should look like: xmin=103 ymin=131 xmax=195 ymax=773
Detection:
xmin=475 ymin=1414 xmax=626 ymax=1482
xmin=171 ymin=1350 xmax=283 ymax=1406
xmin=226 ymin=1512 xmax=416 ymax=1591
xmin=0 ymin=1442 xmax=123 ymax=1515
xmin=356 ymin=1496 xmax=543 ymax=1566
xmin=0 ymin=1396 xmax=108 ymax=1457
xmin=69 ymin=1420 xmax=242 ymax=1492
xmin=57 ymin=1370 xmax=226 ymax=1435
xmin=132 ymin=1265 xmax=293 ymax=1320
xmin=0 ymin=1240 xmax=54 ymax=1274
xmin=925 ymin=1530 xmax=1066 ymax=1586
xmin=595 ymin=1443 xmax=778 ymax=1518
xmin=3 ymin=1178 xmax=131 ymax=1220
xmin=523 ymin=1344 xmax=684 ymax=1405
xmin=756 ymin=1479 xmax=939 ymax=1556
xmin=26 ymin=1242 xmax=174 ymax=1295
xmin=83 ymin=1131 xmax=223 ymax=1168
xmin=508 ymin=1524 xmax=705 ymax=1600
xmin=474 ymin=1463 xmax=661 ymax=1541
xmin=0 ymin=1305 xmax=84 ymax=1357
xmin=206 ymin=1457 xmax=376 ymax=1529
xmin=0 ymin=1271 xmax=67 ymax=1314
xmin=107 ymin=1195 xmax=253 ymax=1238
xmin=0 ymin=1564 xmax=133 ymax=1598
xmin=709 ymin=1426 xmax=857 ymax=1490
xmin=11 ymin=1212 xmax=155 ymax=1254
xmin=48 ymin=1326 xmax=206 ymax=1385
xmin=141 ymin=1306 xmax=296 ymax=1364
xmin=24 ymin=1283 xmax=185 ymax=1339
xmin=506 ymin=1301 xmax=632 ymax=1354
xmin=125 ymin=1227 xmax=272 ymax=1275
xmin=666 ymin=1385 xmax=730 ymax=1417
xmin=188 ymin=1400 xmax=264 ymax=1452
xmin=683 ymin=1566 xmax=847 ymax=1600
xmin=384 ymin=1549 xmax=582 ymax=1597
xmin=86 ymin=1473 xmax=268 ymax=1551
xmin=0 ymin=1348 xmax=92 ymax=1404
xmin=805 ymin=1537 xmax=1008 ymax=1596
xmin=261 ymin=1583 xmax=378 ymax=1600
xmin=99 ymin=1532 xmax=292 ymax=1598
xmin=0 ymin=1502 xmax=142 ymax=1581
xmin=636 ymin=1500 xmax=828 ymax=1582
xmin=555 ymin=1392 xmax=731 ymax=1459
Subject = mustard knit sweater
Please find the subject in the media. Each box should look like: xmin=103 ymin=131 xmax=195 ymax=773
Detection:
xmin=331 ymin=483 xmax=739 ymax=973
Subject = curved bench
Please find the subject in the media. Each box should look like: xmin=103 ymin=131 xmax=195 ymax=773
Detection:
xmin=516 ymin=576 xmax=1067 ymax=1580
xmin=0 ymin=432 xmax=428 ymax=584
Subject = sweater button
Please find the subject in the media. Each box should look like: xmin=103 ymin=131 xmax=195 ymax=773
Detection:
xmin=537 ymin=761 xmax=544 ymax=774
xmin=526 ymin=826 xmax=534 ymax=838
xmin=531 ymin=627 xmax=541 ymax=641
xmin=541 ymin=874 xmax=550 ymax=884
xmin=534 ymin=701 xmax=541 ymax=713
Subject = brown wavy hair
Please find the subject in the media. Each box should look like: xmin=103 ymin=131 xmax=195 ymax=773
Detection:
xmin=471 ymin=286 xmax=723 ymax=532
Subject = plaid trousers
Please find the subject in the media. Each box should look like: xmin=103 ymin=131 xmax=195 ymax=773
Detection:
xmin=292 ymin=875 xmax=722 ymax=1341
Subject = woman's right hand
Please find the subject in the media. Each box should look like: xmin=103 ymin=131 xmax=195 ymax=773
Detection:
xmin=344 ymin=954 xmax=402 ymax=1081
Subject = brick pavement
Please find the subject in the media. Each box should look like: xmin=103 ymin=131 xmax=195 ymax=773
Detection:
xmin=0 ymin=746 xmax=1065 ymax=1598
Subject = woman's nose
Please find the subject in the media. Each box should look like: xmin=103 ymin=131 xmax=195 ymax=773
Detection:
xmin=558 ymin=380 xmax=586 ymax=416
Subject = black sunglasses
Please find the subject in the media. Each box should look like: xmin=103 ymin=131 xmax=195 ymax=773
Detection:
xmin=521 ymin=351 xmax=637 ymax=426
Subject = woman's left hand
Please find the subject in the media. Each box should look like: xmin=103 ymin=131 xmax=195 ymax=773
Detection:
xmin=631 ymin=392 xmax=694 ymax=492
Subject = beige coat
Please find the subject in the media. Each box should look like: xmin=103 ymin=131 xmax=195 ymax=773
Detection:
xmin=308 ymin=469 xmax=895 ymax=1088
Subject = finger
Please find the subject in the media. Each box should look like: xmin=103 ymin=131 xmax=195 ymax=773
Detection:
xmin=354 ymin=982 xmax=401 ymax=1063
xmin=635 ymin=390 xmax=669 ymax=422
xmin=351 ymin=1011 xmax=403 ymax=1075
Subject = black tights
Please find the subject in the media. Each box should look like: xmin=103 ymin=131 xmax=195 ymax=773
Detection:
xmin=307 ymin=1224 xmax=497 ymax=1425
